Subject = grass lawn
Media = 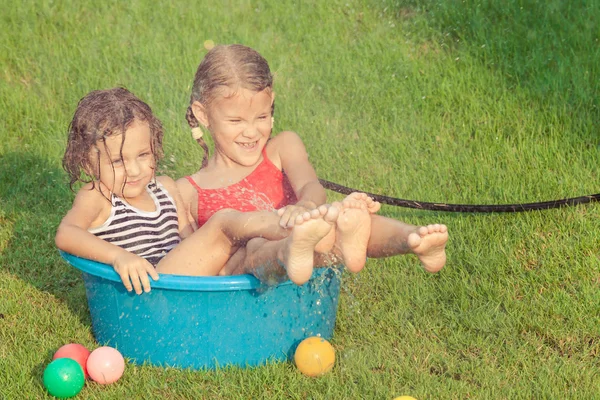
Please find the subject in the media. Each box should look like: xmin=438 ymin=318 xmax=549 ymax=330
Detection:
xmin=1 ymin=0 xmax=600 ymax=398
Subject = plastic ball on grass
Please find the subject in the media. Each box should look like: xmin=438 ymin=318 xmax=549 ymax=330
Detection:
xmin=43 ymin=358 xmax=85 ymax=398
xmin=294 ymin=336 xmax=335 ymax=377
xmin=393 ymin=396 xmax=418 ymax=400
xmin=86 ymin=346 xmax=125 ymax=384
xmin=53 ymin=343 xmax=91 ymax=379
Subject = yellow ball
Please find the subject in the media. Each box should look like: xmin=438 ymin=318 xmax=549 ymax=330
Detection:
xmin=393 ymin=396 xmax=417 ymax=400
xmin=294 ymin=336 xmax=335 ymax=377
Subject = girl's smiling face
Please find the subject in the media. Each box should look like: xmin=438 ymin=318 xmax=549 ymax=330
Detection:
xmin=92 ymin=119 xmax=156 ymax=199
xmin=200 ymin=88 xmax=274 ymax=168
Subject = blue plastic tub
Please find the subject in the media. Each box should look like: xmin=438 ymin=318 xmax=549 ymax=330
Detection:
xmin=60 ymin=252 xmax=341 ymax=369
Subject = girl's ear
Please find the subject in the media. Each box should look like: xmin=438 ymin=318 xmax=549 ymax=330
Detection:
xmin=191 ymin=101 xmax=209 ymax=128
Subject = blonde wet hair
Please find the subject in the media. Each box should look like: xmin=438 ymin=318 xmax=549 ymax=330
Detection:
xmin=185 ymin=44 xmax=274 ymax=168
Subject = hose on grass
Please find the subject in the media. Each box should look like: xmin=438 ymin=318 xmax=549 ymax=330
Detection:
xmin=319 ymin=179 xmax=600 ymax=213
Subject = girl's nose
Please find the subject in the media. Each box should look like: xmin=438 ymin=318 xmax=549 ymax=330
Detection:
xmin=125 ymin=160 xmax=140 ymax=177
xmin=242 ymin=125 xmax=259 ymax=139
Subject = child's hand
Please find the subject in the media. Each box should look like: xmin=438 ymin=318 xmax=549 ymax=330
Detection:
xmin=277 ymin=205 xmax=312 ymax=228
xmin=113 ymin=252 xmax=159 ymax=294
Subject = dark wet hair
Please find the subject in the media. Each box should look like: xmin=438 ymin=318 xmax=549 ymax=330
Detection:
xmin=186 ymin=44 xmax=274 ymax=168
xmin=63 ymin=87 xmax=164 ymax=192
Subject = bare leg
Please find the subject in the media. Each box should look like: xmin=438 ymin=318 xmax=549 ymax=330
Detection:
xmin=156 ymin=209 xmax=288 ymax=276
xmin=367 ymin=215 xmax=448 ymax=273
xmin=366 ymin=215 xmax=417 ymax=257
xmin=279 ymin=204 xmax=339 ymax=284
xmin=314 ymin=227 xmax=336 ymax=254
xmin=231 ymin=238 xmax=343 ymax=277
xmin=237 ymin=237 xmax=289 ymax=285
xmin=218 ymin=247 xmax=246 ymax=276
xmin=332 ymin=194 xmax=374 ymax=273
xmin=235 ymin=205 xmax=340 ymax=285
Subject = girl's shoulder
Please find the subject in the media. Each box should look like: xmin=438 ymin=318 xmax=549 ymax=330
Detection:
xmin=266 ymin=131 xmax=307 ymax=165
xmin=156 ymin=175 xmax=192 ymax=231
xmin=268 ymin=130 xmax=304 ymax=147
xmin=70 ymin=182 xmax=113 ymax=229
xmin=74 ymin=182 xmax=110 ymax=204
xmin=155 ymin=175 xmax=179 ymax=195
xmin=156 ymin=175 xmax=176 ymax=187
xmin=174 ymin=174 xmax=197 ymax=199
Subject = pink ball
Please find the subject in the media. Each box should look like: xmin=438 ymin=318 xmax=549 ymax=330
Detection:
xmin=86 ymin=346 xmax=125 ymax=384
xmin=53 ymin=343 xmax=91 ymax=379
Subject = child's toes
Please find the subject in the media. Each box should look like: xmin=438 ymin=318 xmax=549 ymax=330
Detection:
xmin=310 ymin=208 xmax=323 ymax=219
xmin=417 ymin=226 xmax=429 ymax=237
xmin=317 ymin=204 xmax=329 ymax=216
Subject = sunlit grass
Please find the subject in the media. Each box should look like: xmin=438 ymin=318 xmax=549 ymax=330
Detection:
xmin=1 ymin=0 xmax=600 ymax=398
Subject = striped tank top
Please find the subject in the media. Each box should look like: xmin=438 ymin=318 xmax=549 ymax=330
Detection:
xmin=89 ymin=181 xmax=181 ymax=266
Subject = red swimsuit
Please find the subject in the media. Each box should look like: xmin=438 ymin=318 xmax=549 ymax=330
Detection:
xmin=185 ymin=150 xmax=298 ymax=227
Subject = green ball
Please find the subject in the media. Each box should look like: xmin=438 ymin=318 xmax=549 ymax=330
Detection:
xmin=43 ymin=358 xmax=85 ymax=398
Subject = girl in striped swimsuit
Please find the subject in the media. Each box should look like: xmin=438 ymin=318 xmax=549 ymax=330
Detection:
xmin=56 ymin=88 xmax=341 ymax=294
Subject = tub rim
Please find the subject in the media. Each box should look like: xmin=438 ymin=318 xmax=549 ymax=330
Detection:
xmin=59 ymin=251 xmax=304 ymax=292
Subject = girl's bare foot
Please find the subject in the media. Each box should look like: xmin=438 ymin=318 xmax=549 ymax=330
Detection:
xmin=407 ymin=224 xmax=448 ymax=273
xmin=314 ymin=228 xmax=336 ymax=254
xmin=280 ymin=205 xmax=340 ymax=285
xmin=334 ymin=196 xmax=373 ymax=273
xmin=345 ymin=192 xmax=381 ymax=214
xmin=292 ymin=205 xmax=337 ymax=254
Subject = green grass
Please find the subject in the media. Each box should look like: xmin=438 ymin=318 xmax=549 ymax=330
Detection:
xmin=2 ymin=0 xmax=600 ymax=398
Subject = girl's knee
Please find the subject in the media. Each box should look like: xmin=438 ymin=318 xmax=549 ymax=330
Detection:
xmin=206 ymin=208 xmax=239 ymax=226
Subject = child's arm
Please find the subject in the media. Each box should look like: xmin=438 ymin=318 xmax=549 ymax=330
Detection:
xmin=175 ymin=177 xmax=200 ymax=232
xmin=55 ymin=186 xmax=159 ymax=294
xmin=269 ymin=131 xmax=327 ymax=227
xmin=158 ymin=176 xmax=195 ymax=239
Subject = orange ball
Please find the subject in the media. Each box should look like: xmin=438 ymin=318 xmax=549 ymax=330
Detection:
xmin=294 ymin=336 xmax=335 ymax=377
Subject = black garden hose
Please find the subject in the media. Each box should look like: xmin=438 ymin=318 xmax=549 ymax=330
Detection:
xmin=319 ymin=179 xmax=600 ymax=213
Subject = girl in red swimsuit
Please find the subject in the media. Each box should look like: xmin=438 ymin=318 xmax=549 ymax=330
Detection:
xmin=176 ymin=44 xmax=449 ymax=282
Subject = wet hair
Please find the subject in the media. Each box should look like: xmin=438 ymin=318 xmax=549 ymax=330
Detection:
xmin=63 ymin=87 xmax=164 ymax=194
xmin=186 ymin=44 xmax=274 ymax=168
